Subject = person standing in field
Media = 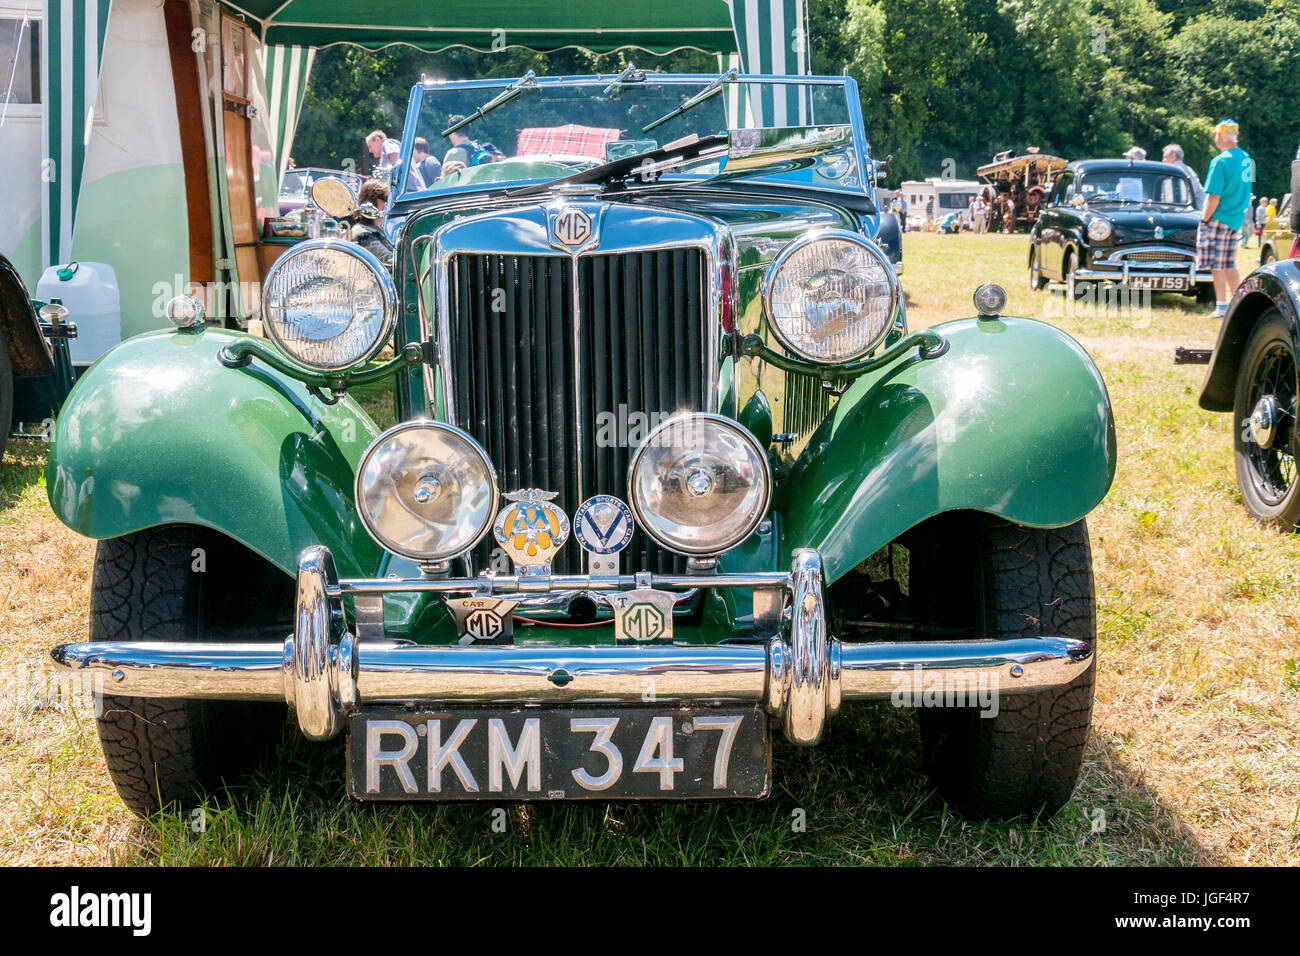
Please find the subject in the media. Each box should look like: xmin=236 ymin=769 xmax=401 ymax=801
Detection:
xmin=1253 ymin=197 xmax=1268 ymax=247
xmin=1162 ymin=144 xmax=1204 ymax=207
xmin=1198 ymin=119 xmax=1253 ymax=319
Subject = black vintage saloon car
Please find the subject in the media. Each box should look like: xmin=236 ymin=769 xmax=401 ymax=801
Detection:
xmin=1029 ymin=159 xmax=1212 ymax=301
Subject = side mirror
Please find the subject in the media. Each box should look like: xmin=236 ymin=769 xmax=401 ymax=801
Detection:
xmin=310 ymin=177 xmax=358 ymax=219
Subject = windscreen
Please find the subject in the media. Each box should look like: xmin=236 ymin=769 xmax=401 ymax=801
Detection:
xmin=396 ymin=76 xmax=859 ymax=198
xmin=1077 ymin=170 xmax=1194 ymax=206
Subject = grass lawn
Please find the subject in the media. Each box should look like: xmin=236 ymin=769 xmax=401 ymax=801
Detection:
xmin=1 ymin=233 xmax=1296 ymax=865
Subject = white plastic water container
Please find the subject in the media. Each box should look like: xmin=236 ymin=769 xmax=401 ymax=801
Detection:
xmin=36 ymin=261 xmax=121 ymax=366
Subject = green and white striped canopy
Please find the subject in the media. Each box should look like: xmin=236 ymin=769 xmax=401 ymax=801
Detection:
xmin=260 ymin=44 xmax=316 ymax=187
xmin=41 ymin=0 xmax=113 ymax=269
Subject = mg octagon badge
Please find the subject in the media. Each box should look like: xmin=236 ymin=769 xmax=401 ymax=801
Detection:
xmin=548 ymin=204 xmax=598 ymax=251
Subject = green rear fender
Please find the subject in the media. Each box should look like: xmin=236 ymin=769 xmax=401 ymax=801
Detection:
xmin=774 ymin=316 xmax=1116 ymax=583
xmin=47 ymin=328 xmax=383 ymax=578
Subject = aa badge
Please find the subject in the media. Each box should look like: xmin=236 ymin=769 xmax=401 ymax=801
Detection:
xmin=493 ymin=489 xmax=570 ymax=575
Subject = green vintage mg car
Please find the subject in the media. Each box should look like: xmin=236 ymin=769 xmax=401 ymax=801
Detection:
xmin=47 ymin=71 xmax=1116 ymax=818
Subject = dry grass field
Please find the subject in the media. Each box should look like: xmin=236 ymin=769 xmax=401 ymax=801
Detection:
xmin=1 ymin=232 xmax=1296 ymax=866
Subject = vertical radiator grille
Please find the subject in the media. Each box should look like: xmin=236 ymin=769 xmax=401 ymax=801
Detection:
xmin=445 ymin=249 xmax=708 ymax=574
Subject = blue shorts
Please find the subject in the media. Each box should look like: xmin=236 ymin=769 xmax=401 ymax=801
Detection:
xmin=1197 ymin=219 xmax=1238 ymax=271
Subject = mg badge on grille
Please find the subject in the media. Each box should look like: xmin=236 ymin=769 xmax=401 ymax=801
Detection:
xmin=1154 ymin=226 xmax=1164 ymax=239
xmin=552 ymin=206 xmax=593 ymax=247
xmin=493 ymin=489 xmax=570 ymax=576
xmin=573 ymin=495 xmax=634 ymax=575
xmin=445 ymin=596 xmax=520 ymax=645
xmin=607 ymin=589 xmax=680 ymax=644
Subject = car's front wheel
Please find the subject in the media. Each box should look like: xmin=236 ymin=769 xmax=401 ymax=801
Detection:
xmin=1028 ymin=245 xmax=1048 ymax=290
xmin=1260 ymin=245 xmax=1276 ymax=265
xmin=908 ymin=514 xmax=1097 ymax=819
xmin=1062 ymin=250 xmax=1087 ymax=300
xmin=1233 ymin=310 xmax=1300 ymax=528
xmin=93 ymin=526 xmax=288 ymax=816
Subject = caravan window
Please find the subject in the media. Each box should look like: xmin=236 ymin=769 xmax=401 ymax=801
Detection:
xmin=0 ymin=17 xmax=39 ymax=105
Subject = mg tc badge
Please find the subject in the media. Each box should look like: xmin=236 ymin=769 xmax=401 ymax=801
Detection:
xmin=572 ymin=495 xmax=634 ymax=574
xmin=607 ymin=588 xmax=681 ymax=645
xmin=444 ymin=596 xmax=520 ymax=645
xmin=550 ymin=205 xmax=595 ymax=249
xmin=493 ymin=489 xmax=570 ymax=575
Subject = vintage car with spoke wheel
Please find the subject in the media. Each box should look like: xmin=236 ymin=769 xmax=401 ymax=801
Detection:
xmin=46 ymin=72 xmax=1115 ymax=819
xmin=1030 ymin=159 xmax=1213 ymax=302
xmin=1193 ymin=261 xmax=1300 ymax=527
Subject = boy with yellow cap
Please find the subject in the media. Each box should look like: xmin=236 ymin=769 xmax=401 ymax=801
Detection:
xmin=1199 ymin=119 xmax=1254 ymax=318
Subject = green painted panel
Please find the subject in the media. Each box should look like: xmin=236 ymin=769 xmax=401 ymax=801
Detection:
xmin=774 ymin=315 xmax=1117 ymax=582
xmin=47 ymin=327 xmax=383 ymax=578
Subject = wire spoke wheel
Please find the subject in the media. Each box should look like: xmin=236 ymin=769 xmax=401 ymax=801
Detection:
xmin=1233 ymin=309 xmax=1300 ymax=528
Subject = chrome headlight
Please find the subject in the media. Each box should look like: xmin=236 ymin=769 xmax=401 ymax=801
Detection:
xmin=1087 ymin=218 xmax=1113 ymax=242
xmin=355 ymin=421 xmax=498 ymax=563
xmin=762 ymin=229 xmax=897 ymax=363
xmin=628 ymin=413 xmax=771 ymax=557
xmin=261 ymin=238 xmax=397 ymax=371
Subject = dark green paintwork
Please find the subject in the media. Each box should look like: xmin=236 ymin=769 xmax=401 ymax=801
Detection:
xmin=46 ymin=328 xmax=383 ymax=579
xmin=774 ymin=315 xmax=1116 ymax=582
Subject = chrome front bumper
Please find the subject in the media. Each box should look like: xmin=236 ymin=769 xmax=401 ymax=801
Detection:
xmin=1074 ymin=246 xmax=1210 ymax=284
xmin=51 ymin=546 xmax=1093 ymax=748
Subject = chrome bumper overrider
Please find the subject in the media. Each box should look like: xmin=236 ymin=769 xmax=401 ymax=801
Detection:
xmin=50 ymin=546 xmax=1093 ymax=748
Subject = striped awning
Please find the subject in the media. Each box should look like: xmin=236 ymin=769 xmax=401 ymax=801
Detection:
xmin=41 ymin=0 xmax=114 ymax=269
xmin=729 ymin=0 xmax=810 ymax=126
xmin=260 ymin=43 xmax=315 ymax=189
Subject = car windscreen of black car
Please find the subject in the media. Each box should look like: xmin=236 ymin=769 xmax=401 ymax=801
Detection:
xmin=1077 ymin=170 xmax=1192 ymax=205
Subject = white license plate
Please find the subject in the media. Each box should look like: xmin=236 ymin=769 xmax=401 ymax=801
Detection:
xmin=348 ymin=705 xmax=771 ymax=800
xmin=1126 ymin=275 xmax=1189 ymax=290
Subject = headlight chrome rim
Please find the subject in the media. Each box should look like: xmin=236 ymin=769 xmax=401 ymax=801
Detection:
xmin=353 ymin=420 xmax=499 ymax=563
xmin=761 ymin=228 xmax=899 ymax=364
xmin=261 ymin=237 xmax=398 ymax=373
xmin=1086 ymin=217 xmax=1113 ymax=242
xmin=626 ymin=412 xmax=772 ymax=557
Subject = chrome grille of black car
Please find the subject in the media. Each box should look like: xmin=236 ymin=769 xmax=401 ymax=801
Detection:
xmin=1116 ymin=248 xmax=1194 ymax=262
xmin=445 ymin=250 xmax=708 ymax=574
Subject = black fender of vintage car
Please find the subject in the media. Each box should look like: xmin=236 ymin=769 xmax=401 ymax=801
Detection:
xmin=1198 ymin=259 xmax=1300 ymax=412
xmin=773 ymin=315 xmax=1117 ymax=583
xmin=0 ymin=254 xmax=55 ymax=379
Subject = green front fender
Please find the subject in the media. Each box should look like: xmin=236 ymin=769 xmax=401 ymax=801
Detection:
xmin=774 ymin=315 xmax=1116 ymax=583
xmin=47 ymin=328 xmax=383 ymax=578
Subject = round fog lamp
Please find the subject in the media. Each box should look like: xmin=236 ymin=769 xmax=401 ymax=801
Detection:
xmin=355 ymin=421 xmax=498 ymax=562
xmin=628 ymin=413 xmax=771 ymax=556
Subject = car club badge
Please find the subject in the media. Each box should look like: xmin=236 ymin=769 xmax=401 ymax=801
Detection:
xmin=572 ymin=495 xmax=635 ymax=574
xmin=607 ymin=584 xmax=681 ymax=645
xmin=444 ymin=596 xmax=521 ymax=645
xmin=493 ymin=488 xmax=570 ymax=575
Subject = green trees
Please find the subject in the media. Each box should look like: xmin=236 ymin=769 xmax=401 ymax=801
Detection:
xmin=815 ymin=0 xmax=1298 ymax=194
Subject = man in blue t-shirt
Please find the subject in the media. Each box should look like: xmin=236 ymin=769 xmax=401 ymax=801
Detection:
xmin=1198 ymin=119 xmax=1254 ymax=318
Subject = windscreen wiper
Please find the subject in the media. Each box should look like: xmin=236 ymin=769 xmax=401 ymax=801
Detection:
xmin=603 ymin=63 xmax=646 ymax=100
xmin=641 ymin=67 xmax=737 ymax=134
xmin=505 ymin=133 xmax=729 ymax=198
xmin=441 ymin=71 xmax=537 ymax=137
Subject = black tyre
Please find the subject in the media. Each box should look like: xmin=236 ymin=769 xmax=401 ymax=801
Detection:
xmin=909 ymin=515 xmax=1096 ymax=819
xmin=1261 ymin=245 xmax=1276 ymax=265
xmin=0 ymin=331 xmax=12 ymax=461
xmin=1232 ymin=310 xmax=1300 ymax=528
xmin=1062 ymin=250 xmax=1087 ymax=300
xmin=1028 ymin=245 xmax=1048 ymax=291
xmin=1195 ymin=282 xmax=1216 ymax=305
xmin=93 ymin=526 xmax=287 ymax=816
